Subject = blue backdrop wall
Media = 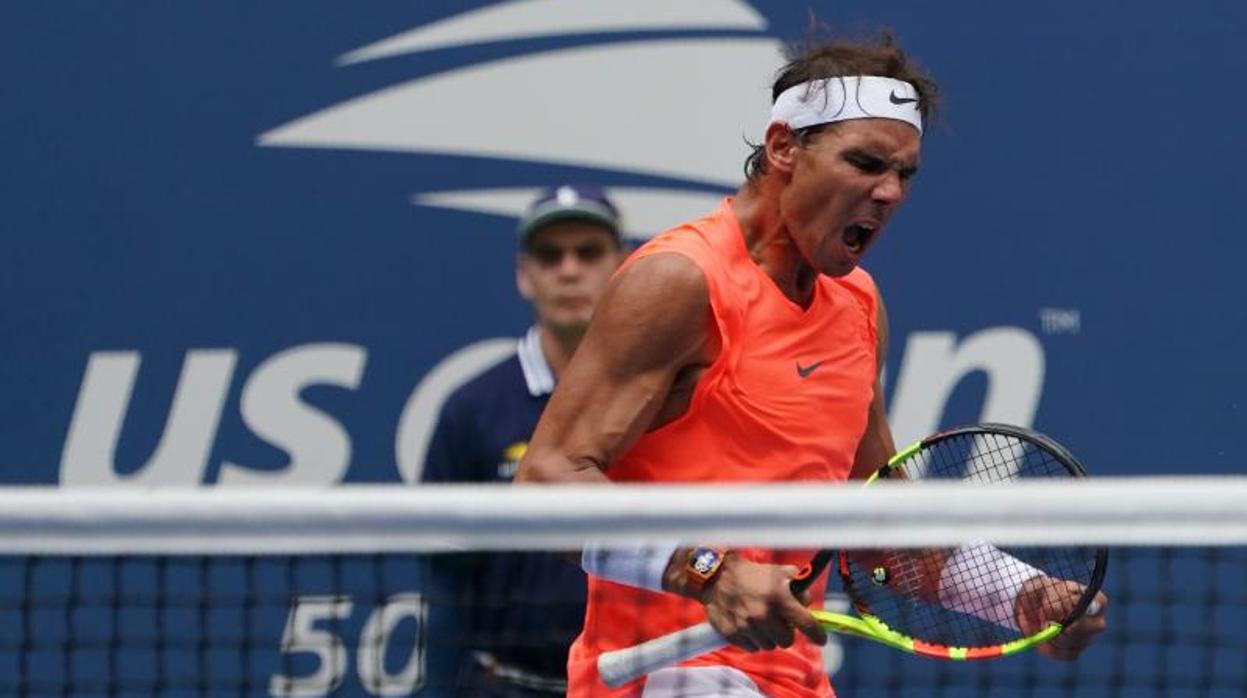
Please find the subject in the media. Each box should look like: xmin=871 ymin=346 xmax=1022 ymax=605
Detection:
xmin=4 ymin=1 xmax=1246 ymax=486
xmin=2 ymin=1 xmax=1245 ymax=695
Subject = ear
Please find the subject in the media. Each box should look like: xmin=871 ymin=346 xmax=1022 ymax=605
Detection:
xmin=764 ymin=121 xmax=801 ymax=176
xmin=516 ymin=254 xmax=535 ymax=300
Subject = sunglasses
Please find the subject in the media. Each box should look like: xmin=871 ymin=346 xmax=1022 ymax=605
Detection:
xmin=524 ymin=242 xmax=612 ymax=267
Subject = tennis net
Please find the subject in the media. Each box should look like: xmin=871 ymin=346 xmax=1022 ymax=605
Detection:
xmin=2 ymin=480 xmax=1245 ymax=697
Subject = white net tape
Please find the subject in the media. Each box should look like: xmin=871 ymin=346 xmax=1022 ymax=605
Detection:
xmin=3 ymin=476 xmax=1246 ymax=554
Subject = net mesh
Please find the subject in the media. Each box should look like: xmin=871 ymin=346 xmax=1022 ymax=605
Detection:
xmin=3 ymin=483 xmax=1245 ymax=697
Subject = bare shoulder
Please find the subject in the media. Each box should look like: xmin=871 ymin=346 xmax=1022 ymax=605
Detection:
xmin=585 ymin=251 xmax=714 ymax=373
xmin=612 ymin=252 xmax=708 ymax=310
xmin=597 ymin=252 xmax=710 ymax=343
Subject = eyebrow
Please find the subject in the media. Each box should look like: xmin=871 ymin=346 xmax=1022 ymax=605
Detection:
xmin=844 ymin=146 xmax=921 ymax=176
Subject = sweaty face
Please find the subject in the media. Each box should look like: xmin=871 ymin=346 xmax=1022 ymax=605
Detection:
xmin=780 ymin=119 xmax=922 ymax=277
xmin=517 ymin=221 xmax=626 ymax=335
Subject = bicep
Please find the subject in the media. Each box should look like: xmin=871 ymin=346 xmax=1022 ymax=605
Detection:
xmin=516 ymin=253 xmax=713 ymax=484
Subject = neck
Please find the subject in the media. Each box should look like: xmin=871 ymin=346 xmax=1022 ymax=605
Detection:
xmin=732 ymin=180 xmax=818 ymax=308
xmin=537 ymin=324 xmax=584 ymax=380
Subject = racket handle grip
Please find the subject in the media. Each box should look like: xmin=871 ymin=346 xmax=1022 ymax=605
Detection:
xmin=597 ymin=621 xmax=727 ymax=688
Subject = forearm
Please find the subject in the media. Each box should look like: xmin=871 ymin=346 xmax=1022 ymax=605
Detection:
xmin=849 ymin=543 xmax=1042 ymax=630
xmin=578 ymin=546 xmax=733 ymax=599
xmin=581 ymin=543 xmax=680 ymax=593
xmin=514 ymin=445 xmax=611 ymax=484
xmin=938 ymin=542 xmax=1043 ymax=631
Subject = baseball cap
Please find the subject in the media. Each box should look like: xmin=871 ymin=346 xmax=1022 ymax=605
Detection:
xmin=517 ymin=184 xmax=621 ymax=245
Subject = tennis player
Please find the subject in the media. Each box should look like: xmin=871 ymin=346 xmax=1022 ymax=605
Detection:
xmin=423 ymin=185 xmax=628 ymax=696
xmin=516 ymin=35 xmax=1108 ymax=697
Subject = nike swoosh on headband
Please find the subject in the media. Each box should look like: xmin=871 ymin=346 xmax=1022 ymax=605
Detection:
xmin=889 ymin=90 xmax=918 ymax=105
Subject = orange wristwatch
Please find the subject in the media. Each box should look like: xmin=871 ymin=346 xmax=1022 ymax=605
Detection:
xmin=685 ymin=546 xmax=728 ymax=595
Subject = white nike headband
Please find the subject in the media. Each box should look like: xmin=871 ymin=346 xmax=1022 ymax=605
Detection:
xmin=769 ymin=76 xmax=923 ymax=135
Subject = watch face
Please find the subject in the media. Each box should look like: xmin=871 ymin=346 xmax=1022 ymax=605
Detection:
xmin=692 ymin=549 xmax=721 ymax=575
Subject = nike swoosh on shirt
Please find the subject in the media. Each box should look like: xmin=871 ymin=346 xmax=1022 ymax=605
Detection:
xmin=796 ymin=360 xmax=827 ymax=378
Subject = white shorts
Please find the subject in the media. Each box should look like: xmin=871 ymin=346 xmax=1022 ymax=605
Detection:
xmin=641 ymin=665 xmax=766 ymax=697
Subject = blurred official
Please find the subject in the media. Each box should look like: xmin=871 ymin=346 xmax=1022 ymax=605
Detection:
xmin=422 ymin=185 xmax=628 ymax=695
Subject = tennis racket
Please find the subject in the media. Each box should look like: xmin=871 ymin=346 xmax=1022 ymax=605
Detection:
xmin=597 ymin=423 xmax=1108 ymax=688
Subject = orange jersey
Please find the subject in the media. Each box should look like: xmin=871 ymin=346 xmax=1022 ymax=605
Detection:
xmin=568 ymin=200 xmax=880 ymax=697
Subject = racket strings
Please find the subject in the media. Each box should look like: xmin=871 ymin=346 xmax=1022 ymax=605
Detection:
xmin=845 ymin=433 xmax=1100 ymax=649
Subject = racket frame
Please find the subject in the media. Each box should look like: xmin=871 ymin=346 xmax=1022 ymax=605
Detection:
xmin=823 ymin=422 xmax=1108 ymax=659
xmin=596 ymin=423 xmax=1109 ymax=687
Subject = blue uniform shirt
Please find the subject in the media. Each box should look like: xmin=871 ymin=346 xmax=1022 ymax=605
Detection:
xmin=422 ymin=327 xmax=588 ymax=682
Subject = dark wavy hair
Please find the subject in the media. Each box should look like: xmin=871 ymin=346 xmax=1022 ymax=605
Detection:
xmin=744 ymin=30 xmax=940 ymax=181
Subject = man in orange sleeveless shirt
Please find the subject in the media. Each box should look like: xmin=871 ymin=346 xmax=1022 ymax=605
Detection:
xmin=517 ymin=34 xmax=1107 ymax=697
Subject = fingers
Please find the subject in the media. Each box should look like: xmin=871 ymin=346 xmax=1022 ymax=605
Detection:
xmin=1018 ymin=578 xmax=1100 ymax=632
xmin=1015 ymin=576 xmax=1110 ymax=662
xmin=778 ymin=565 xmax=828 ymax=646
xmin=1040 ymin=588 xmax=1109 ymax=660
xmin=1067 ymin=590 xmax=1109 ymax=634
xmin=1043 ymin=620 xmax=1106 ymax=659
xmin=749 ymin=615 xmax=797 ymax=651
xmin=712 ymin=607 xmax=794 ymax=652
xmin=723 ymin=631 xmax=760 ymax=654
xmin=1085 ymin=590 xmax=1108 ymax=618
xmin=788 ymin=606 xmax=829 ymax=646
xmin=704 ymin=561 xmax=826 ymax=652
xmin=792 ymin=583 xmax=815 ymax=606
xmin=775 ymin=564 xmax=827 ymax=645
xmin=1037 ymin=638 xmax=1084 ymax=660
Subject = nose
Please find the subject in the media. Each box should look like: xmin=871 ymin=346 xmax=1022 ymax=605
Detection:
xmin=556 ymin=251 xmax=584 ymax=278
xmin=871 ymin=171 xmax=906 ymax=206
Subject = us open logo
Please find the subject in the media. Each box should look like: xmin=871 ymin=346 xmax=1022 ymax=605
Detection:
xmin=257 ymin=0 xmax=773 ymax=240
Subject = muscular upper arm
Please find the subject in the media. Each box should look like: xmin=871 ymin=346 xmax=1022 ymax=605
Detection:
xmin=848 ymin=287 xmax=898 ymax=481
xmin=515 ymin=253 xmax=716 ymax=484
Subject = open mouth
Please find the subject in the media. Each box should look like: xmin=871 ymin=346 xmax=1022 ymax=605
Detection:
xmin=842 ymin=222 xmax=879 ymax=255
